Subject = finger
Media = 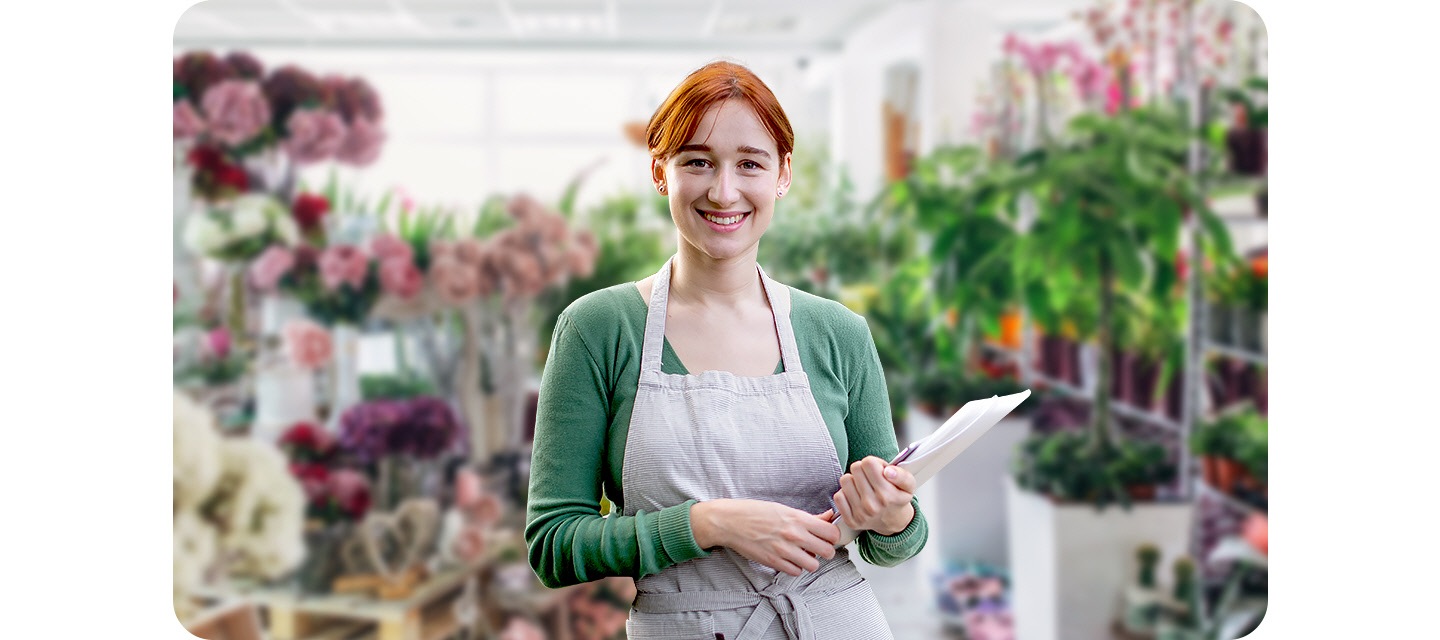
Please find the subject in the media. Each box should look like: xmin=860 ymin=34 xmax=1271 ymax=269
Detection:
xmin=806 ymin=515 xmax=841 ymax=546
xmin=881 ymin=464 xmax=918 ymax=494
xmin=847 ymin=465 xmax=881 ymax=516
xmin=771 ymin=556 xmax=805 ymax=577
xmin=798 ymin=531 xmax=837 ymax=561
xmin=833 ymin=486 xmax=861 ymax=530
xmin=816 ymin=508 xmax=836 ymax=523
xmin=838 ymin=474 xmax=869 ymax=523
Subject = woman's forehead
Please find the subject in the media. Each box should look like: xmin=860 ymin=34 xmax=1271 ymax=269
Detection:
xmin=683 ymin=98 xmax=777 ymax=154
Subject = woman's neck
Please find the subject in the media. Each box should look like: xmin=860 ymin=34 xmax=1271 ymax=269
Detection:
xmin=669 ymin=242 xmax=765 ymax=311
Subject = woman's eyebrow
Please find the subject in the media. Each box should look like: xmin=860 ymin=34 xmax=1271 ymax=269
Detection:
xmin=676 ymin=143 xmax=772 ymax=160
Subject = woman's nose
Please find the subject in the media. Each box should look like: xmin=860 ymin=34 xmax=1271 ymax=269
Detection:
xmin=708 ymin=168 xmax=740 ymax=206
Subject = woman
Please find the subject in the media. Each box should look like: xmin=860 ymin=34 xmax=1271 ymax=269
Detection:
xmin=526 ymin=60 xmax=927 ymax=640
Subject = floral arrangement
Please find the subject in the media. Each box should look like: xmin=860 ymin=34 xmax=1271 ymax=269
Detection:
xmin=279 ymin=420 xmax=373 ymax=524
xmin=425 ymin=194 xmax=599 ymax=308
xmin=173 ymin=50 xmax=388 ymax=202
xmin=183 ymin=193 xmax=300 ymax=263
xmin=250 ymin=231 xmax=421 ymax=325
xmin=174 ymin=326 xmax=248 ymax=387
xmin=336 ymin=396 xmax=464 ymax=463
xmin=933 ymin=562 xmax=1013 ymax=640
xmin=173 ymin=390 xmax=307 ymax=605
xmin=281 ymin=319 xmax=333 ymax=370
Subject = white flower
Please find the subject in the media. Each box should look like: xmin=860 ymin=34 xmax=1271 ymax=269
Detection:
xmin=274 ymin=213 xmax=300 ymax=245
xmin=214 ymin=438 xmax=307 ymax=580
xmin=174 ymin=508 xmax=218 ymax=596
xmin=173 ymin=391 xmax=222 ymax=513
xmin=182 ymin=214 xmax=226 ymax=256
xmin=229 ymin=197 xmax=270 ymax=239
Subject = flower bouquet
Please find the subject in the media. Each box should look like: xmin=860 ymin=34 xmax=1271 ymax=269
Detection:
xmin=277 ymin=421 xmax=376 ymax=592
xmin=337 ymin=396 xmax=466 ymax=511
xmin=183 ymin=193 xmax=300 ymax=264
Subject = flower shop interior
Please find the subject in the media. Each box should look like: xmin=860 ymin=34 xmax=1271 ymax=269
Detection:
xmin=171 ymin=1 xmax=1269 ymax=639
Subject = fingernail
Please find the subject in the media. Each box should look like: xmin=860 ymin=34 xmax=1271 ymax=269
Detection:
xmin=885 ymin=467 xmax=897 ymax=479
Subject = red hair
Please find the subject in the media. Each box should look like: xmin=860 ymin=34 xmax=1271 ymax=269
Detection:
xmin=646 ymin=61 xmax=794 ymax=161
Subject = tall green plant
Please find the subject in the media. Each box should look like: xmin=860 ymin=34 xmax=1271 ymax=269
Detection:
xmin=1006 ymin=102 xmax=1234 ymax=508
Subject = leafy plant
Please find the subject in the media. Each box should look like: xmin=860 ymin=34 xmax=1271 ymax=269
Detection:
xmin=1220 ymin=76 xmax=1267 ymax=130
xmin=361 ymin=373 xmax=437 ymax=401
xmin=1004 ymin=101 xmax=1234 ymax=508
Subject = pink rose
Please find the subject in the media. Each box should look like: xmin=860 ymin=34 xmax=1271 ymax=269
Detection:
xmin=173 ymin=100 xmax=206 ymax=140
xmin=200 ymin=79 xmax=271 ymax=147
xmin=454 ymin=238 xmax=487 ymax=267
xmin=428 ymin=240 xmax=456 ymax=263
xmin=379 ymin=256 xmax=423 ymax=299
xmin=429 ymin=255 xmax=480 ymax=305
xmin=249 ymin=245 xmax=295 ymax=292
xmin=284 ymin=109 xmax=347 ymax=166
xmin=318 ymin=245 xmax=371 ymax=292
xmin=283 ymin=319 xmax=333 ymax=370
xmin=335 ymin=117 xmax=386 ymax=166
xmin=370 ymin=233 xmax=413 ymax=263
xmin=205 ymin=327 xmax=231 ymax=360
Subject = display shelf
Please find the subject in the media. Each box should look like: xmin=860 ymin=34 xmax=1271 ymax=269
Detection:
xmin=1204 ymin=341 xmax=1267 ymax=366
xmin=1026 ymin=371 xmax=1182 ymax=432
xmin=1194 ymin=478 xmax=1264 ymax=516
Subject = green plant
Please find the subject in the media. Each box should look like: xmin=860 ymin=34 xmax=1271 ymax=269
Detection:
xmin=1005 ymin=101 xmax=1234 ymax=508
xmin=1137 ymin=544 xmax=1161 ymax=588
xmin=1220 ymin=76 xmax=1267 ymax=130
xmin=360 ymin=373 xmax=437 ymax=401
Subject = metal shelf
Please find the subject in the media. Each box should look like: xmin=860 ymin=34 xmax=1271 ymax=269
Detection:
xmin=1026 ymin=372 xmax=1182 ymax=432
xmin=1204 ymin=341 xmax=1267 ymax=366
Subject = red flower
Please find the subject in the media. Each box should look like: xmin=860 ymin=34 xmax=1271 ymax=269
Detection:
xmin=187 ymin=145 xmax=226 ymax=171
xmin=213 ymin=164 xmax=249 ymax=192
xmin=289 ymin=461 xmax=331 ymax=502
xmin=280 ymin=421 xmax=336 ymax=458
xmin=291 ymin=193 xmax=330 ymax=232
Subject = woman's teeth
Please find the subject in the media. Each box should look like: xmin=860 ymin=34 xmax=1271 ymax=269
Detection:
xmin=702 ymin=212 xmax=745 ymax=225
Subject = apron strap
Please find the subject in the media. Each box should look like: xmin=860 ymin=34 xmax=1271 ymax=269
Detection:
xmin=640 ymin=257 xmax=805 ymax=375
xmin=639 ymin=257 xmax=674 ymax=374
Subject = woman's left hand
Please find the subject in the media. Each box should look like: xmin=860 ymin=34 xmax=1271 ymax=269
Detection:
xmin=831 ymin=456 xmax=916 ymax=536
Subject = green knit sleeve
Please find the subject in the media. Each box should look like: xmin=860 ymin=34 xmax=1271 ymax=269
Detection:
xmin=524 ymin=309 xmax=709 ymax=589
xmin=841 ymin=312 xmax=930 ymax=567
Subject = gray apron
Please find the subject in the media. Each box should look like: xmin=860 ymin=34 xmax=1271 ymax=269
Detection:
xmin=622 ymin=257 xmax=894 ymax=640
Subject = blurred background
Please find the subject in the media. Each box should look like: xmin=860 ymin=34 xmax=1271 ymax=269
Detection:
xmin=171 ymin=1 xmax=1268 ymax=638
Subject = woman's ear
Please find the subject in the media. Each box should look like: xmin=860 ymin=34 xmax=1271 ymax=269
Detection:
xmin=651 ymin=157 xmax=667 ymax=194
xmin=777 ymin=152 xmax=793 ymax=197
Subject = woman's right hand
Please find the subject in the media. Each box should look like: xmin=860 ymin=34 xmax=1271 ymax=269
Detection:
xmin=690 ymin=499 xmax=840 ymax=576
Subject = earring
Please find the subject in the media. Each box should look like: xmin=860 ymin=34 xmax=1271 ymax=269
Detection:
xmin=777 ymin=188 xmax=785 ymax=197
xmin=658 ymin=183 xmax=666 ymax=194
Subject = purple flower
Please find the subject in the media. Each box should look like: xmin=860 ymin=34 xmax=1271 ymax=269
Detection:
xmin=224 ymin=51 xmax=264 ymax=80
xmin=201 ymin=79 xmax=271 ymax=147
xmin=322 ymin=75 xmax=384 ymax=124
xmin=336 ymin=396 xmax=463 ymax=463
xmin=284 ymin=109 xmax=348 ymax=165
xmin=263 ymin=65 xmax=326 ymax=132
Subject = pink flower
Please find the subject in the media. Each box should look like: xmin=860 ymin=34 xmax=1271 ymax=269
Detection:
xmin=249 ymin=245 xmax=295 ymax=292
xmin=429 ymin=255 xmax=480 ymax=305
xmin=200 ymin=79 xmax=271 ymax=147
xmin=335 ymin=117 xmax=386 ymax=166
xmin=283 ymin=319 xmax=333 ymax=370
xmin=499 ymin=617 xmax=544 ymax=640
xmin=370 ymin=233 xmax=413 ymax=264
xmin=319 ymin=245 xmax=371 ymax=292
xmin=379 ymin=256 xmax=423 ymax=299
xmin=205 ymin=327 xmax=231 ymax=360
xmin=284 ymin=109 xmax=347 ymax=166
xmin=173 ymin=100 xmax=206 ymax=140
xmin=454 ymin=238 xmax=487 ymax=267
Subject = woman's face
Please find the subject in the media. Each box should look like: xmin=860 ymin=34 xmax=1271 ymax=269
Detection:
xmin=653 ymin=98 xmax=791 ymax=264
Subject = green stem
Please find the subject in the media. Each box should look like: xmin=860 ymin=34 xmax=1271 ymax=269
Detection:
xmin=1092 ymin=250 xmax=1115 ymax=454
xmin=228 ymin=267 xmax=247 ymax=349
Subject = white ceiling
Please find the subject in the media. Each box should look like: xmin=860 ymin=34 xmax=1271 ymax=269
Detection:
xmin=173 ymin=0 xmax=1086 ymax=52
xmin=173 ymin=0 xmax=905 ymax=52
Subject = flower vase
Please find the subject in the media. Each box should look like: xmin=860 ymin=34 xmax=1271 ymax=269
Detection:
xmin=252 ymin=356 xmax=317 ymax=445
xmin=295 ymin=521 xmax=352 ymax=594
xmin=225 ymin=265 xmax=252 ymax=353
xmin=327 ymin=324 xmax=363 ymax=432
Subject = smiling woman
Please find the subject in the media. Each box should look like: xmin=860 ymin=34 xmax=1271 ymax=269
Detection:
xmin=525 ymin=60 xmax=928 ymax=640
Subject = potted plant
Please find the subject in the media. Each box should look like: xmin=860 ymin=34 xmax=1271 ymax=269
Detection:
xmin=1220 ymin=76 xmax=1267 ymax=178
xmin=1121 ymin=543 xmax=1165 ymax=635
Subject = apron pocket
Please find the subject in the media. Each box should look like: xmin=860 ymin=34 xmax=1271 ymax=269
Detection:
xmin=625 ymin=610 xmax=717 ymax=640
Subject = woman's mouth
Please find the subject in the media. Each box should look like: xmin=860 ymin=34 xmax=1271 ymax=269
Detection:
xmin=698 ymin=209 xmax=749 ymax=231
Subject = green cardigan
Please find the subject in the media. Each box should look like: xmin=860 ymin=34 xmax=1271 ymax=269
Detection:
xmin=524 ymin=282 xmax=929 ymax=588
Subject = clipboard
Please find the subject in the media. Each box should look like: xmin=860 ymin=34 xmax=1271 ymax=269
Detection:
xmin=832 ymin=389 xmax=1031 ymax=547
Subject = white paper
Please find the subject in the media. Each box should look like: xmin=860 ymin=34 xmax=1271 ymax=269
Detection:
xmin=832 ymin=389 xmax=1032 ymax=547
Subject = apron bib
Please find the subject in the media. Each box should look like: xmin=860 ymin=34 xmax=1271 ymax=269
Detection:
xmin=621 ymin=257 xmax=893 ymax=640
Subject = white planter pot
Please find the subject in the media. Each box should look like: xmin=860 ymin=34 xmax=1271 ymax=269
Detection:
xmin=327 ymin=324 xmax=363 ymax=432
xmin=1005 ymin=478 xmax=1194 ymax=640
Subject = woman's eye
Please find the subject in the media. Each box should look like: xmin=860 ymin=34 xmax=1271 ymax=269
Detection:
xmin=740 ymin=160 xmax=762 ymax=170
xmin=683 ymin=158 xmax=711 ymax=168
